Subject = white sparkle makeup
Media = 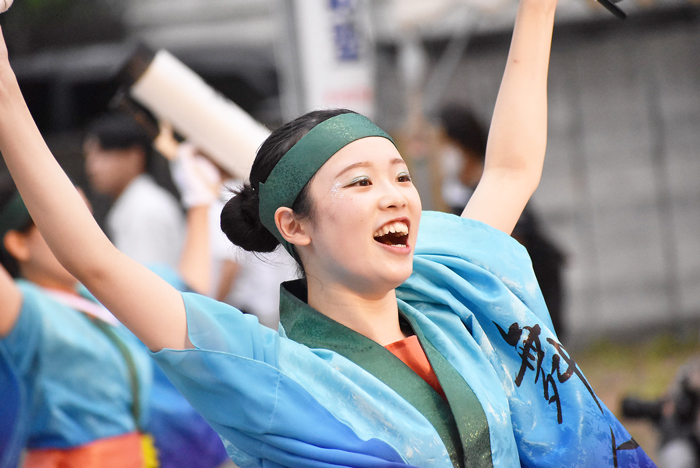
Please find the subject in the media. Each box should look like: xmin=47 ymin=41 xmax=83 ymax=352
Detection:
xmin=329 ymin=181 xmax=343 ymax=201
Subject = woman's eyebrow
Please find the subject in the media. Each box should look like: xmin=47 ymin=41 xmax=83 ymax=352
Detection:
xmin=335 ymin=161 xmax=373 ymax=179
xmin=335 ymin=158 xmax=406 ymax=179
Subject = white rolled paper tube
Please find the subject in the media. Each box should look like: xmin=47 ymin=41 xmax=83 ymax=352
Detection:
xmin=128 ymin=50 xmax=270 ymax=179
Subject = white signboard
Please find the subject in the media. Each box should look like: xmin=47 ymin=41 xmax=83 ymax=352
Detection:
xmin=293 ymin=0 xmax=375 ymax=117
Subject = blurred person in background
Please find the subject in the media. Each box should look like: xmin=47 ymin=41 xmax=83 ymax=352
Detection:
xmin=437 ymin=104 xmax=567 ymax=342
xmin=83 ymin=112 xmax=185 ymax=269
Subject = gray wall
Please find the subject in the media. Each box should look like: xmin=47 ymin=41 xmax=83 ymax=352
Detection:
xmin=543 ymin=19 xmax=700 ymax=346
xmin=376 ymin=10 xmax=700 ymax=346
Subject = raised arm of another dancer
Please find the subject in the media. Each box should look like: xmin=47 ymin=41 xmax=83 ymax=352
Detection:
xmin=461 ymin=0 xmax=558 ymax=234
xmin=0 ymin=27 xmax=188 ymax=351
xmin=169 ymin=141 xmax=221 ymax=295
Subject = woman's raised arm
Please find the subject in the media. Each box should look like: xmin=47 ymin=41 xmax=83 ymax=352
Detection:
xmin=0 ymin=27 xmax=188 ymax=351
xmin=461 ymin=0 xmax=558 ymax=234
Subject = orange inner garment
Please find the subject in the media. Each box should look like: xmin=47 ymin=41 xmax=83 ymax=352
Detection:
xmin=385 ymin=335 xmax=446 ymax=399
xmin=23 ymin=431 xmax=143 ymax=468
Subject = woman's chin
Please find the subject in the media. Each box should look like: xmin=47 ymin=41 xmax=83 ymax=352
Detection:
xmin=347 ymin=269 xmax=412 ymax=298
xmin=381 ymin=265 xmax=414 ymax=291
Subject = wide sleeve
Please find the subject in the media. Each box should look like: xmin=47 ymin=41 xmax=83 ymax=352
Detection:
xmin=150 ymin=294 xmax=415 ymax=468
xmin=149 ymin=294 xmax=283 ymax=463
xmin=399 ymin=211 xmax=554 ymax=333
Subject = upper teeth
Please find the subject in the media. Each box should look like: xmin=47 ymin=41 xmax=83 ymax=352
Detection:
xmin=374 ymin=222 xmax=408 ymax=238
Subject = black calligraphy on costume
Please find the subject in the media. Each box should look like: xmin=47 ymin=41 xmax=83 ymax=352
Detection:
xmin=611 ymin=428 xmax=640 ymax=468
xmin=495 ymin=321 xmax=640 ymax=465
xmin=495 ymin=321 xmax=602 ymax=423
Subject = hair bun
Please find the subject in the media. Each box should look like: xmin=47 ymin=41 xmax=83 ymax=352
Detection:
xmin=220 ymin=182 xmax=279 ymax=253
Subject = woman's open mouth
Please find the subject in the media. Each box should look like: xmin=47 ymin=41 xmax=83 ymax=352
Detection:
xmin=373 ymin=221 xmax=409 ymax=248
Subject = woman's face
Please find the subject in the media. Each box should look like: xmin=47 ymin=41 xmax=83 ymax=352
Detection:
xmin=83 ymin=137 xmax=143 ymax=198
xmin=301 ymin=136 xmax=422 ymax=296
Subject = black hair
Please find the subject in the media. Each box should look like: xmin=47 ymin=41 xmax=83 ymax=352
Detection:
xmin=220 ymin=108 xmax=357 ymax=269
xmin=0 ymin=183 xmax=34 ymax=278
xmin=438 ymin=104 xmax=488 ymax=162
xmin=84 ymin=112 xmax=156 ymax=171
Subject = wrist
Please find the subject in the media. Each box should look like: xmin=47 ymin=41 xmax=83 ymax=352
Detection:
xmin=186 ymin=204 xmax=209 ymax=217
xmin=519 ymin=0 xmax=559 ymax=16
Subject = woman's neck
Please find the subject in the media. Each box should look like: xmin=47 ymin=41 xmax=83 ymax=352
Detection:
xmin=306 ymin=279 xmax=407 ymax=346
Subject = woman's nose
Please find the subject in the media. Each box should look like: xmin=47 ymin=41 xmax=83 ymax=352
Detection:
xmin=378 ymin=182 xmax=408 ymax=209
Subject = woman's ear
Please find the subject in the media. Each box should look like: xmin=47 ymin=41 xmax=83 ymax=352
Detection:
xmin=3 ymin=230 xmax=30 ymax=262
xmin=274 ymin=207 xmax=311 ymax=247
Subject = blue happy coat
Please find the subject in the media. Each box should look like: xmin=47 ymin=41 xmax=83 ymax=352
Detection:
xmin=151 ymin=211 xmax=655 ymax=467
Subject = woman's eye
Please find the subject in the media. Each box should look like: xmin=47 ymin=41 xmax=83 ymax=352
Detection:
xmin=347 ymin=177 xmax=372 ymax=187
xmin=397 ymin=173 xmax=412 ymax=183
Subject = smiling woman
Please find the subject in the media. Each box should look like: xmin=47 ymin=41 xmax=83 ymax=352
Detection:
xmin=0 ymin=0 xmax=655 ymax=466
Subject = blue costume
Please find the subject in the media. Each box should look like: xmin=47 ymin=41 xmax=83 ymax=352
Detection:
xmin=151 ymin=212 xmax=655 ymax=467
xmin=0 ymin=270 xmax=229 ymax=468
xmin=0 ymin=280 xmax=153 ymax=467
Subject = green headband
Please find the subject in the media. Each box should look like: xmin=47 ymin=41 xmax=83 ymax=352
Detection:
xmin=0 ymin=192 xmax=32 ymax=245
xmin=258 ymin=113 xmax=395 ymax=255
